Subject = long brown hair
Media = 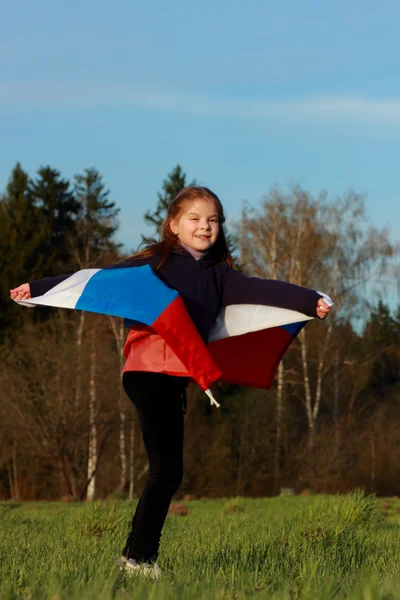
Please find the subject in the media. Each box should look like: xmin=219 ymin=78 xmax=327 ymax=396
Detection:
xmin=129 ymin=186 xmax=237 ymax=272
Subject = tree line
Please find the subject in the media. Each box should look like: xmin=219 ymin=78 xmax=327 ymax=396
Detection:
xmin=0 ymin=163 xmax=399 ymax=501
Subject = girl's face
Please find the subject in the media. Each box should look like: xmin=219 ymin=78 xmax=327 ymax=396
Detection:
xmin=170 ymin=198 xmax=220 ymax=252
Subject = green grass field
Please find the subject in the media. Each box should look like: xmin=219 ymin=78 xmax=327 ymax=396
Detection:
xmin=1 ymin=492 xmax=400 ymax=599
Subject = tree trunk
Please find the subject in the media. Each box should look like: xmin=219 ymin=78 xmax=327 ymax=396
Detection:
xmin=87 ymin=326 xmax=97 ymax=501
xmin=118 ymin=321 xmax=127 ymax=492
xmin=118 ymin=389 xmax=127 ymax=493
xmin=274 ymin=361 xmax=284 ymax=492
xmin=333 ymin=345 xmax=340 ymax=449
xmin=299 ymin=329 xmax=315 ymax=448
xmin=12 ymin=438 xmax=20 ymax=501
xmin=370 ymin=433 xmax=376 ymax=492
xmin=128 ymin=418 xmax=135 ymax=500
xmin=108 ymin=317 xmax=128 ymax=493
xmin=7 ymin=460 xmax=15 ymax=500
xmin=235 ymin=402 xmax=250 ymax=496
xmin=75 ymin=312 xmax=86 ymax=412
xmin=59 ymin=452 xmax=78 ymax=499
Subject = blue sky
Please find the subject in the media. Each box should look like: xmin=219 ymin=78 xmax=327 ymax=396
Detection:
xmin=1 ymin=0 xmax=400 ymax=259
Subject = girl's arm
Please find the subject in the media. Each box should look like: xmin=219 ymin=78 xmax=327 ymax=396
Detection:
xmin=221 ymin=267 xmax=323 ymax=319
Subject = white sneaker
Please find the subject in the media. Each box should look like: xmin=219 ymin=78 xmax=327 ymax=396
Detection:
xmin=119 ymin=556 xmax=162 ymax=580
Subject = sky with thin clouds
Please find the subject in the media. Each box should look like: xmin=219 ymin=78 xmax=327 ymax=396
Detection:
xmin=1 ymin=0 xmax=400 ymax=266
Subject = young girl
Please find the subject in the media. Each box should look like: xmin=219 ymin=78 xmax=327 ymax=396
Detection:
xmin=10 ymin=186 xmax=331 ymax=578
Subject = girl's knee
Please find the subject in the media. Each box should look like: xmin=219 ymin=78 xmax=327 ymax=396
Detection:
xmin=163 ymin=468 xmax=183 ymax=493
xmin=149 ymin=465 xmax=183 ymax=494
xmin=168 ymin=469 xmax=183 ymax=495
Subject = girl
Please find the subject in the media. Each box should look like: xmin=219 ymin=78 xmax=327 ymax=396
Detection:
xmin=10 ymin=186 xmax=331 ymax=578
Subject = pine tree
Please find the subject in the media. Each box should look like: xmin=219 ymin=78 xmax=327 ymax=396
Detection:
xmin=28 ymin=166 xmax=80 ymax=275
xmin=142 ymin=165 xmax=194 ymax=244
xmin=0 ymin=163 xmax=47 ymax=335
xmin=363 ymin=301 xmax=400 ymax=388
xmin=1 ymin=163 xmax=43 ymax=269
xmin=364 ymin=301 xmax=399 ymax=351
xmin=73 ymin=167 xmax=121 ymax=267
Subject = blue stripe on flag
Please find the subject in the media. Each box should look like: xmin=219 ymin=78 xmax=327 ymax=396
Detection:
xmin=75 ymin=265 xmax=178 ymax=324
xmin=280 ymin=321 xmax=307 ymax=337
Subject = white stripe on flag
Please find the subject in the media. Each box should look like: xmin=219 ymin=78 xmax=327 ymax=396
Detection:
xmin=209 ymin=304 xmax=312 ymax=342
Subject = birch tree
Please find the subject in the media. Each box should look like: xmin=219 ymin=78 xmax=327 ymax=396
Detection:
xmin=242 ymin=186 xmax=394 ymax=450
xmin=238 ymin=199 xmax=288 ymax=488
xmin=108 ymin=317 xmax=129 ymax=493
xmin=71 ymin=168 xmax=120 ymax=500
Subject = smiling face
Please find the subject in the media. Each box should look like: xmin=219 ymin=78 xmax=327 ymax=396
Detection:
xmin=169 ymin=198 xmax=220 ymax=252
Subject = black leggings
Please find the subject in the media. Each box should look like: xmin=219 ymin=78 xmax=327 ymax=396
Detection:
xmin=121 ymin=371 xmax=187 ymax=563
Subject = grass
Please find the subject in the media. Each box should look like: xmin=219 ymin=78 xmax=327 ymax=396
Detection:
xmin=1 ymin=491 xmax=400 ymax=599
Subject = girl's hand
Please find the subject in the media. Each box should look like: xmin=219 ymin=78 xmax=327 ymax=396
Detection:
xmin=10 ymin=283 xmax=31 ymax=301
xmin=316 ymin=298 xmax=331 ymax=319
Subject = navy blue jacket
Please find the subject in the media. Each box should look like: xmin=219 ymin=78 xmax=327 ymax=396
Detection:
xmin=30 ymin=247 xmax=322 ymax=342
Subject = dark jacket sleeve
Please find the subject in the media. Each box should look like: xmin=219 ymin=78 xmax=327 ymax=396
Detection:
xmin=30 ymin=274 xmax=72 ymax=298
xmin=221 ymin=266 xmax=321 ymax=318
xmin=29 ymin=255 xmax=156 ymax=298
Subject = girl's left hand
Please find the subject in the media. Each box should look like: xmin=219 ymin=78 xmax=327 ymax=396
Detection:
xmin=10 ymin=283 xmax=31 ymax=301
xmin=316 ymin=298 xmax=331 ymax=319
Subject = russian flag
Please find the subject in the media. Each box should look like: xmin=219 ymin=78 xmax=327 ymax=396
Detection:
xmin=15 ymin=267 xmax=332 ymax=402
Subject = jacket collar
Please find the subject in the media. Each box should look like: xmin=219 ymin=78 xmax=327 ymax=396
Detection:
xmin=171 ymin=244 xmax=214 ymax=266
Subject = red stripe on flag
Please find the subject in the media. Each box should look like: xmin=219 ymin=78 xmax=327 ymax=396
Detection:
xmin=152 ymin=296 xmax=222 ymax=391
xmin=209 ymin=327 xmax=294 ymax=388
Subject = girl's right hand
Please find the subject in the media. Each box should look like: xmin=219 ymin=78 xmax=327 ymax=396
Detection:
xmin=10 ymin=283 xmax=31 ymax=301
